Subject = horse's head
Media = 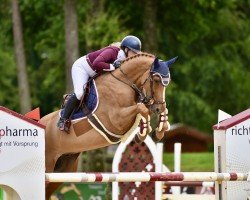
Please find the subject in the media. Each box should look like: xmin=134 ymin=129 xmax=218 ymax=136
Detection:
xmin=141 ymin=56 xmax=177 ymax=114
xmin=108 ymin=53 xmax=177 ymax=141
xmin=111 ymin=53 xmax=177 ymax=114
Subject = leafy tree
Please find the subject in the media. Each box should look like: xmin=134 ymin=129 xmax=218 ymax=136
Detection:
xmin=0 ymin=1 xmax=19 ymax=111
xmin=0 ymin=0 xmax=249 ymax=134
xmin=20 ymin=0 xmax=65 ymax=115
xmin=156 ymin=0 xmax=250 ymax=132
xmin=12 ymin=0 xmax=31 ymax=114
xmin=64 ymin=0 xmax=79 ymax=93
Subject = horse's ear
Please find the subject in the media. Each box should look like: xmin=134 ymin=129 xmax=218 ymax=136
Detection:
xmin=151 ymin=57 xmax=160 ymax=71
xmin=153 ymin=57 xmax=159 ymax=65
xmin=164 ymin=56 xmax=178 ymax=68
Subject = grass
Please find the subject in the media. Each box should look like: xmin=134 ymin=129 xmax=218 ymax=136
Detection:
xmin=163 ymin=152 xmax=214 ymax=172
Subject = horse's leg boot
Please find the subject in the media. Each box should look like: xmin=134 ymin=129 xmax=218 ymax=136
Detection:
xmin=57 ymin=94 xmax=80 ymax=132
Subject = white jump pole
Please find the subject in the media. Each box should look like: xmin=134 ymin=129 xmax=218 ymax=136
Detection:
xmin=174 ymin=143 xmax=182 ymax=173
xmin=155 ymin=142 xmax=163 ymax=200
xmin=45 ymin=172 xmax=250 ymax=183
xmin=1 ymin=106 xmax=250 ymax=200
xmin=172 ymin=143 xmax=182 ymax=194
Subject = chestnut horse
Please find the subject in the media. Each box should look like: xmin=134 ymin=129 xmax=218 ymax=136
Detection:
xmin=40 ymin=53 xmax=176 ymax=199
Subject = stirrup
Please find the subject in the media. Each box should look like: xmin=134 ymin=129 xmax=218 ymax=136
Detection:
xmin=58 ymin=118 xmax=71 ymax=133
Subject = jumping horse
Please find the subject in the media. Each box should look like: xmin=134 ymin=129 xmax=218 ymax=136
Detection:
xmin=39 ymin=52 xmax=177 ymax=199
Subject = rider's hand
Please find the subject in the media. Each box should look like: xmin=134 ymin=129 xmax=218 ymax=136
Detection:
xmin=103 ymin=64 xmax=115 ymax=71
xmin=113 ymin=59 xmax=122 ymax=68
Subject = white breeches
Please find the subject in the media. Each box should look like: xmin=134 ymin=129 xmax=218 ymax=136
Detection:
xmin=71 ymin=56 xmax=96 ymax=100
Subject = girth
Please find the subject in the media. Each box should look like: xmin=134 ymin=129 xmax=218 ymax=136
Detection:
xmin=87 ymin=114 xmax=122 ymax=144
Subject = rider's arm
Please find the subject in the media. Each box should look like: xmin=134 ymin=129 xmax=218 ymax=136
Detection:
xmin=92 ymin=48 xmax=118 ymax=71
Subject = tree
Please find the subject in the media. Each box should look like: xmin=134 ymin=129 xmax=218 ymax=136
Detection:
xmin=1 ymin=0 xmax=248 ymax=134
xmin=85 ymin=0 xmax=104 ymax=52
xmin=64 ymin=0 xmax=79 ymax=93
xmin=11 ymin=0 xmax=31 ymax=114
xmin=142 ymin=0 xmax=158 ymax=53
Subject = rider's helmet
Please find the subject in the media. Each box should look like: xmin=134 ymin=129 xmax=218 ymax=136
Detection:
xmin=121 ymin=35 xmax=141 ymax=53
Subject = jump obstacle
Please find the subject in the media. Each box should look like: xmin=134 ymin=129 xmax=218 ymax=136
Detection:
xmin=45 ymin=172 xmax=249 ymax=183
xmin=0 ymin=106 xmax=249 ymax=200
xmin=110 ymin=129 xmax=214 ymax=199
xmin=163 ymin=181 xmax=214 ymax=187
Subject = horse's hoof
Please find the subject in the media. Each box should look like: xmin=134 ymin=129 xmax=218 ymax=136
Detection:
xmin=134 ymin=134 xmax=143 ymax=144
xmin=134 ymin=133 xmax=147 ymax=144
xmin=151 ymin=129 xmax=165 ymax=142
xmin=151 ymin=131 xmax=161 ymax=142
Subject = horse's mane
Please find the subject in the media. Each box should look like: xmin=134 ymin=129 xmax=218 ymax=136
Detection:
xmin=121 ymin=52 xmax=155 ymax=65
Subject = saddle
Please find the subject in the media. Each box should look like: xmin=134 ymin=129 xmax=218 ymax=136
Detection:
xmin=60 ymin=80 xmax=99 ymax=121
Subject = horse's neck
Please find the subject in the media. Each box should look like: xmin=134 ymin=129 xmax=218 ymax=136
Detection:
xmin=121 ymin=56 xmax=153 ymax=86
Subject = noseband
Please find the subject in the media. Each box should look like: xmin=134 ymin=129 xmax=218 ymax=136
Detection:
xmin=110 ymin=67 xmax=166 ymax=108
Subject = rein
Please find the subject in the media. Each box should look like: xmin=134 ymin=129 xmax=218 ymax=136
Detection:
xmin=110 ymin=67 xmax=165 ymax=107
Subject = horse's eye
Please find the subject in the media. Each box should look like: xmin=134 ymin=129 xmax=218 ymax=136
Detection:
xmin=154 ymin=79 xmax=161 ymax=84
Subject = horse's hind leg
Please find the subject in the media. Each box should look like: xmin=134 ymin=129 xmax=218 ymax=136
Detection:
xmin=46 ymin=151 xmax=59 ymax=172
xmin=46 ymin=183 xmax=62 ymax=200
xmin=46 ymin=153 xmax=80 ymax=200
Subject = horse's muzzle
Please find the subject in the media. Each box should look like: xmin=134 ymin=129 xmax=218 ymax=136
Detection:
xmin=149 ymin=103 xmax=165 ymax=114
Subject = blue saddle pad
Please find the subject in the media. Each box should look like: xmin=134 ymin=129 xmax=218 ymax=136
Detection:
xmin=60 ymin=80 xmax=98 ymax=120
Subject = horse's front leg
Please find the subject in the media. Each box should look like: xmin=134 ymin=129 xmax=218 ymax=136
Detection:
xmin=134 ymin=103 xmax=152 ymax=142
xmin=118 ymin=103 xmax=151 ymax=142
xmin=154 ymin=108 xmax=170 ymax=141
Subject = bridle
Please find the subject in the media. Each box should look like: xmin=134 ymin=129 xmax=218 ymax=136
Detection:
xmin=110 ymin=66 xmax=166 ymax=108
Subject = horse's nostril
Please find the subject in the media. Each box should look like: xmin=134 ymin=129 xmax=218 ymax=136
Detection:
xmin=156 ymin=108 xmax=160 ymax=113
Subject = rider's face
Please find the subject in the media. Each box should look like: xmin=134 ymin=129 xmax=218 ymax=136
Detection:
xmin=127 ymin=49 xmax=137 ymax=57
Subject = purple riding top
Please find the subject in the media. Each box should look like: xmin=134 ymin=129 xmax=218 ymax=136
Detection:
xmin=87 ymin=46 xmax=120 ymax=72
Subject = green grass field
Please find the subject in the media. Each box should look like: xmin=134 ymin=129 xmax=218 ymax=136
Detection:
xmin=0 ymin=189 xmax=3 ymax=200
xmin=163 ymin=152 xmax=214 ymax=172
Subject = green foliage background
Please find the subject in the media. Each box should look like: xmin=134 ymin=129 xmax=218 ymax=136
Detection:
xmin=0 ymin=0 xmax=249 ymax=134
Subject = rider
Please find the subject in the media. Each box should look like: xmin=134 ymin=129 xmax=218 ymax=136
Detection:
xmin=57 ymin=35 xmax=142 ymax=132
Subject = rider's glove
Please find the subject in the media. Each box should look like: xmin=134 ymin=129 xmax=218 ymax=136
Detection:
xmin=103 ymin=64 xmax=115 ymax=71
xmin=113 ymin=59 xmax=122 ymax=68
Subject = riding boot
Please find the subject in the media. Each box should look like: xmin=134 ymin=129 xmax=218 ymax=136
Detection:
xmin=57 ymin=94 xmax=80 ymax=132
